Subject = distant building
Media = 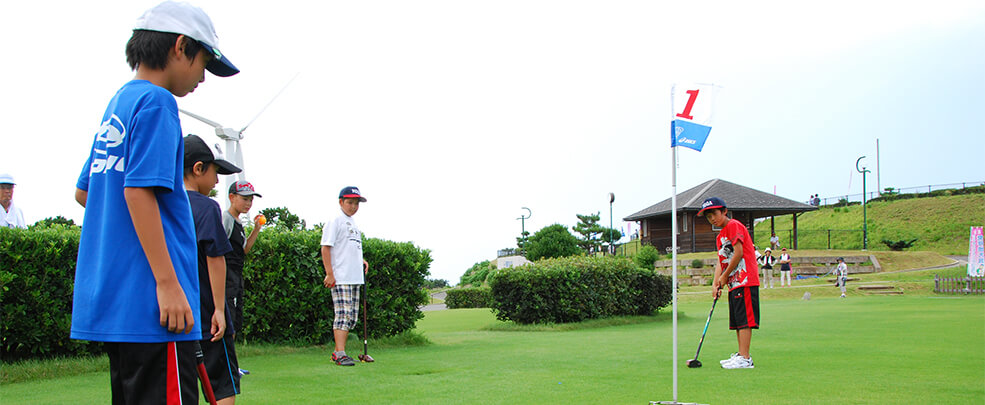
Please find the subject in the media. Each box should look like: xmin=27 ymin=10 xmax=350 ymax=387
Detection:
xmin=623 ymin=179 xmax=817 ymax=253
xmin=496 ymin=248 xmax=531 ymax=269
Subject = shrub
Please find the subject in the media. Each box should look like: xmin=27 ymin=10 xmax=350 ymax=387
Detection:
xmin=445 ymin=287 xmax=493 ymax=308
xmin=460 ymin=260 xmax=495 ymax=286
xmin=881 ymin=238 xmax=918 ymax=251
xmin=634 ymin=245 xmax=661 ymax=268
xmin=0 ymin=227 xmax=102 ymax=361
xmin=488 ymin=256 xmax=671 ymax=324
xmin=1 ymin=226 xmax=431 ymax=360
xmin=244 ymin=229 xmax=431 ymax=343
xmin=690 ymin=259 xmax=704 ymax=268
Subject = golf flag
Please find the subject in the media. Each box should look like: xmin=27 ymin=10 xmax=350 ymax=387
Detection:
xmin=671 ymin=83 xmax=717 ymax=151
xmin=969 ymin=226 xmax=984 ymax=277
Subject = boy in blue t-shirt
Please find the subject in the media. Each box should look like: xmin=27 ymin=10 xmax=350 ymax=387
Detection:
xmin=71 ymin=2 xmax=239 ymax=403
xmin=183 ymin=134 xmax=242 ymax=403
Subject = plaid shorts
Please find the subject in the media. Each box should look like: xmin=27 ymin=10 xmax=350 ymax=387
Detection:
xmin=331 ymin=284 xmax=361 ymax=331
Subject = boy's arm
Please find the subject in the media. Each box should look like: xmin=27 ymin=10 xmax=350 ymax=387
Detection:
xmin=75 ymin=188 xmax=88 ymax=208
xmin=711 ymin=260 xmax=723 ymax=299
xmin=206 ymin=255 xmax=227 ymax=342
xmin=124 ymin=187 xmax=194 ymax=334
xmin=321 ymin=245 xmax=335 ymax=288
xmin=243 ymin=217 xmax=263 ymax=254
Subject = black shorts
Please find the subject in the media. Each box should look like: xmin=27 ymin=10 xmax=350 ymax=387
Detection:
xmin=728 ymin=286 xmax=760 ymax=330
xmin=200 ymin=335 xmax=241 ymax=400
xmin=105 ymin=341 xmax=199 ymax=405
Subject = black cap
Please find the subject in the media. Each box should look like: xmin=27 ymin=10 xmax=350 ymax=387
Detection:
xmin=696 ymin=197 xmax=726 ymax=217
xmin=184 ymin=135 xmax=241 ymax=175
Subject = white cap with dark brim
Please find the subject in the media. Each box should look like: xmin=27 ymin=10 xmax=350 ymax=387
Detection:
xmin=134 ymin=1 xmax=239 ymax=77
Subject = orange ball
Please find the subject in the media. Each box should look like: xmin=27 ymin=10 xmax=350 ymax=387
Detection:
xmin=256 ymin=214 xmax=267 ymax=226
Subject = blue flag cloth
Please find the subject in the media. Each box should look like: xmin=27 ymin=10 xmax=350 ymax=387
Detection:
xmin=670 ymin=84 xmax=717 ymax=152
xmin=671 ymin=119 xmax=711 ymax=151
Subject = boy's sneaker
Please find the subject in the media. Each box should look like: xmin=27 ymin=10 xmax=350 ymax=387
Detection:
xmin=332 ymin=352 xmax=355 ymax=366
xmin=722 ymin=355 xmax=754 ymax=369
xmin=720 ymin=353 xmax=739 ymax=365
xmin=239 ymin=368 xmax=250 ymax=376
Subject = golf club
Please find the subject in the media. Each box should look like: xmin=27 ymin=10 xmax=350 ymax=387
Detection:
xmin=358 ymin=282 xmax=374 ymax=363
xmin=194 ymin=341 xmax=219 ymax=405
xmin=686 ymin=296 xmax=718 ymax=368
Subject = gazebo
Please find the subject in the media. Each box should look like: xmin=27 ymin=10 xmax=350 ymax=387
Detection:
xmin=623 ymin=178 xmax=817 ymax=253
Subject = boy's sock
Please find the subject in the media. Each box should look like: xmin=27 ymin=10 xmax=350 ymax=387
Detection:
xmin=334 ymin=350 xmax=346 ymax=357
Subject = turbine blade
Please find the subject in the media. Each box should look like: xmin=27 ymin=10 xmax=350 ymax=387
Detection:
xmin=178 ymin=109 xmax=224 ymax=129
xmin=239 ymin=72 xmax=300 ymax=134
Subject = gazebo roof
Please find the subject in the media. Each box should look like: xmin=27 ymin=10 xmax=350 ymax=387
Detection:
xmin=623 ymin=178 xmax=817 ymax=221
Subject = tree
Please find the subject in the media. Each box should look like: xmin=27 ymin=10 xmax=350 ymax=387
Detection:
xmin=515 ymin=230 xmax=530 ymax=250
xmin=571 ymin=212 xmax=605 ymax=254
xmin=259 ymin=206 xmax=306 ymax=230
xmin=525 ymin=224 xmax=581 ymax=261
xmin=31 ymin=216 xmax=77 ymax=228
xmin=599 ymin=228 xmax=623 ymax=248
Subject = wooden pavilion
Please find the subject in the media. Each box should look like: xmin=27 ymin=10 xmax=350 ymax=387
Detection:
xmin=623 ymin=179 xmax=817 ymax=253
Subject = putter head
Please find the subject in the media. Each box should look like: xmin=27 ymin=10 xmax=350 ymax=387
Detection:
xmin=358 ymin=354 xmax=375 ymax=363
xmin=686 ymin=359 xmax=702 ymax=368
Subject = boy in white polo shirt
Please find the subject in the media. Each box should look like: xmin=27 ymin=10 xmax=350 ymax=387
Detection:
xmin=321 ymin=186 xmax=369 ymax=366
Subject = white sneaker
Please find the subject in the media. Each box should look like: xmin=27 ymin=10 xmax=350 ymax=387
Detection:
xmin=720 ymin=353 xmax=739 ymax=365
xmin=722 ymin=355 xmax=754 ymax=369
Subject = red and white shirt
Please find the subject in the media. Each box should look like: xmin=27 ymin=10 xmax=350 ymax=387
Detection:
xmin=716 ymin=219 xmax=760 ymax=291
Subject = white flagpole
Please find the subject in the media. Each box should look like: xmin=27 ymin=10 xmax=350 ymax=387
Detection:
xmin=670 ymin=84 xmax=679 ymax=403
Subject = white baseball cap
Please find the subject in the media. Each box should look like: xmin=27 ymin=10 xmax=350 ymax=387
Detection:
xmin=134 ymin=1 xmax=239 ymax=77
xmin=0 ymin=173 xmax=14 ymax=185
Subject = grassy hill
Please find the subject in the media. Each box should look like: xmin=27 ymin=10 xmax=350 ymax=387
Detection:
xmin=754 ymin=193 xmax=984 ymax=255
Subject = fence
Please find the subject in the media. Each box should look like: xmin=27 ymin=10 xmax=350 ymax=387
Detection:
xmin=756 ymin=228 xmax=864 ymax=250
xmin=810 ymin=181 xmax=984 ymax=206
xmin=934 ymin=275 xmax=985 ymax=294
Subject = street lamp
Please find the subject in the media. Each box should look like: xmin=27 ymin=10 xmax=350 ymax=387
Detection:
xmin=517 ymin=207 xmax=532 ymax=250
xmin=608 ymin=192 xmax=615 ymax=255
xmin=856 ymin=156 xmax=870 ymax=250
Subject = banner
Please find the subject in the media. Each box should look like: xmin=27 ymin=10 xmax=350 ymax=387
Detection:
xmin=969 ymin=226 xmax=984 ymax=277
xmin=670 ymin=83 xmax=717 ymax=152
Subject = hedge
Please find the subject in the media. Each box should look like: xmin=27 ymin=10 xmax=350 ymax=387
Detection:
xmin=1 ymin=226 xmax=430 ymax=361
xmin=488 ymin=256 xmax=671 ymax=324
xmin=0 ymin=226 xmax=101 ymax=361
xmin=444 ymin=287 xmax=492 ymax=308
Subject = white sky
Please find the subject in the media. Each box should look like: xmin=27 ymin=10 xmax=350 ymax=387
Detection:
xmin=3 ymin=1 xmax=983 ymax=284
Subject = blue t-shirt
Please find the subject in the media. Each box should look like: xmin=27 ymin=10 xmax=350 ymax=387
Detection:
xmin=71 ymin=80 xmax=200 ymax=343
xmin=187 ymin=190 xmax=234 ymax=338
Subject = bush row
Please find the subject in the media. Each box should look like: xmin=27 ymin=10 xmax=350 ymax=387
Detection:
xmin=444 ymin=287 xmax=493 ymax=308
xmin=488 ymin=256 xmax=671 ymax=324
xmin=0 ymin=227 xmax=101 ymax=360
xmin=0 ymin=226 xmax=430 ymax=361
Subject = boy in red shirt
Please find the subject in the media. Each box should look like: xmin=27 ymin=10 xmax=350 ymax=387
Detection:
xmin=697 ymin=197 xmax=760 ymax=369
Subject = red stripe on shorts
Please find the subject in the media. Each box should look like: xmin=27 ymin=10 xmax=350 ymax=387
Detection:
xmin=743 ymin=287 xmax=758 ymax=328
xmin=167 ymin=342 xmax=181 ymax=405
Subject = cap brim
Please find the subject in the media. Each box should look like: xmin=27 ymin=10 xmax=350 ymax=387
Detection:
xmin=214 ymin=159 xmax=242 ymax=175
xmin=200 ymin=42 xmax=239 ymax=77
xmin=696 ymin=205 xmax=724 ymax=216
xmin=341 ymin=194 xmax=367 ymax=202
xmin=234 ymin=191 xmax=262 ymax=197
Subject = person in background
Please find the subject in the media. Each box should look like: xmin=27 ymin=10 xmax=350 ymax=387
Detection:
xmin=778 ymin=248 xmax=793 ymax=287
xmin=0 ymin=174 xmax=27 ymax=229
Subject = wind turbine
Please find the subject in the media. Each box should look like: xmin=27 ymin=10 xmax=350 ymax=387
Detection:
xmin=179 ymin=74 xmax=298 ymax=207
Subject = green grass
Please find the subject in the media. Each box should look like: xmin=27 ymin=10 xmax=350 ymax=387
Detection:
xmin=4 ymin=281 xmax=983 ymax=404
xmin=754 ymin=193 xmax=984 ymax=254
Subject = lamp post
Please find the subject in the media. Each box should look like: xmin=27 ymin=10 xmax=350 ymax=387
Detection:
xmin=608 ymin=192 xmax=615 ymax=255
xmin=517 ymin=207 xmax=531 ymax=250
xmin=856 ymin=156 xmax=870 ymax=250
